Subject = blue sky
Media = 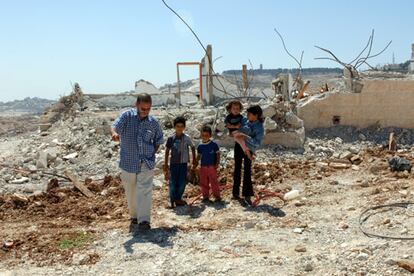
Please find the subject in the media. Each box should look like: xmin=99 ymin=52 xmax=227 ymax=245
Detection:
xmin=0 ymin=0 xmax=413 ymax=101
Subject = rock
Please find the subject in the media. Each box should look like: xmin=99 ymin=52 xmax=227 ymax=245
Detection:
xmin=153 ymin=178 xmax=163 ymax=189
xmin=339 ymin=222 xmax=349 ymax=229
xmin=72 ymin=253 xmax=90 ymax=265
xmin=244 ymin=222 xmax=256 ymax=229
xmin=348 ymin=146 xmax=360 ymax=154
xmin=351 ymin=165 xmax=360 ymax=171
xmin=38 ymin=123 xmax=52 ymax=132
xmin=350 ymin=155 xmax=363 ymax=165
xmin=388 ymin=156 xmax=412 ymax=172
xmin=285 ymin=111 xmax=304 ymax=129
xmin=335 ymin=137 xmax=343 ymax=144
xmin=295 ymin=245 xmax=307 ymax=252
xmin=304 ymin=262 xmax=313 ymax=272
xmin=63 ymin=152 xmax=78 ymax=160
xmin=359 ymin=134 xmax=367 ymax=141
xmin=308 ymin=142 xmax=316 ymax=150
xmin=339 ymin=151 xmax=353 ymax=160
xmin=357 ymin=252 xmax=369 ymax=261
xmin=293 ymin=228 xmax=304 ymax=234
xmin=360 ymin=180 xmax=370 ymax=187
xmin=329 ymin=180 xmax=339 ymax=185
xmin=11 ymin=193 xmax=28 ymax=204
xmin=329 ymin=162 xmax=351 ymax=169
xmin=264 ymin=117 xmax=278 ymax=131
xmin=10 ymin=177 xmax=30 ymax=184
xmin=385 ymin=258 xmax=395 ymax=265
xmin=36 ymin=151 xmax=49 ymax=169
xmin=262 ymin=105 xmax=276 ymax=118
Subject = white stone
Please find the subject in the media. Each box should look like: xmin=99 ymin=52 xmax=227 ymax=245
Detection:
xmin=10 ymin=177 xmax=30 ymax=184
xmin=63 ymin=152 xmax=78 ymax=160
xmin=285 ymin=111 xmax=304 ymax=129
xmin=264 ymin=117 xmax=278 ymax=131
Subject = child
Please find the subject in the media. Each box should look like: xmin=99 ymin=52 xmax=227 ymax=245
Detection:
xmin=232 ymin=105 xmax=264 ymax=205
xmin=194 ymin=125 xmax=221 ymax=202
xmin=224 ymin=100 xmax=246 ymax=136
xmin=164 ymin=116 xmax=196 ymax=208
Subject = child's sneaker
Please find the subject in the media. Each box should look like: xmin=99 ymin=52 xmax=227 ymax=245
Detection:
xmin=244 ymin=197 xmax=253 ymax=206
xmin=175 ymin=199 xmax=187 ymax=206
xmin=202 ymin=197 xmax=211 ymax=204
xmin=214 ymin=197 xmax=222 ymax=203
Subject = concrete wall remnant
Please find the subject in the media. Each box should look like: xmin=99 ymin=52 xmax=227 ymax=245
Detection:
xmin=297 ymin=79 xmax=414 ymax=129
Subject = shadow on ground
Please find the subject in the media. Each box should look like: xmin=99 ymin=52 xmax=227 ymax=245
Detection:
xmin=244 ymin=203 xmax=286 ymax=217
xmin=123 ymin=226 xmax=178 ymax=253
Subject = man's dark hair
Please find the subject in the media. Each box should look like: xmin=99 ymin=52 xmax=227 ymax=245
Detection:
xmin=247 ymin=105 xmax=264 ymax=123
xmin=201 ymin=125 xmax=212 ymax=135
xmin=136 ymin=93 xmax=152 ymax=104
xmin=173 ymin=116 xmax=186 ymax=127
xmin=226 ymin=100 xmax=243 ymax=112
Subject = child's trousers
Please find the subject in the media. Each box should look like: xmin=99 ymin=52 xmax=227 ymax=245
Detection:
xmin=200 ymin=166 xmax=220 ymax=199
xmin=169 ymin=163 xmax=188 ymax=201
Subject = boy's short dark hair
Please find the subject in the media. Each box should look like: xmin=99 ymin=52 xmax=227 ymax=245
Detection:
xmin=136 ymin=93 xmax=152 ymax=104
xmin=201 ymin=125 xmax=212 ymax=135
xmin=226 ymin=100 xmax=243 ymax=112
xmin=173 ymin=116 xmax=186 ymax=127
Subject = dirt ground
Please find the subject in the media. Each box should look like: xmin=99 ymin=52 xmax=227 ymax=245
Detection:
xmin=1 ymin=145 xmax=414 ymax=275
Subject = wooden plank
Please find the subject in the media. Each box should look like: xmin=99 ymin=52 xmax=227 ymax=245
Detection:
xmin=64 ymin=170 xmax=94 ymax=197
xmin=388 ymin=132 xmax=397 ymax=151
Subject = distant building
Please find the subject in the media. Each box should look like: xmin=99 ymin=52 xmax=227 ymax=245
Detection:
xmin=410 ymin=43 xmax=414 ymax=73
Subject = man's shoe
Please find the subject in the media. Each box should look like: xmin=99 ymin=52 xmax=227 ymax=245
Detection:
xmin=130 ymin=218 xmax=138 ymax=224
xmin=138 ymin=221 xmax=151 ymax=231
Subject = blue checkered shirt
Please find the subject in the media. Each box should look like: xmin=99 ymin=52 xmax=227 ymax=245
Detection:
xmin=112 ymin=108 xmax=164 ymax=173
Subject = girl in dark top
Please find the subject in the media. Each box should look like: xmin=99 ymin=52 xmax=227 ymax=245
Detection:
xmin=232 ymin=105 xmax=265 ymax=205
xmin=224 ymin=100 xmax=246 ymax=136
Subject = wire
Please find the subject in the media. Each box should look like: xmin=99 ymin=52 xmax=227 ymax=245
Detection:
xmin=161 ymin=0 xmax=237 ymax=98
xmin=359 ymin=202 xmax=414 ymax=240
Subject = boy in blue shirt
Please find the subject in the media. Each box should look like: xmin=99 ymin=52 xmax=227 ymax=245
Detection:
xmin=164 ymin=116 xmax=196 ymax=208
xmin=194 ymin=125 xmax=221 ymax=202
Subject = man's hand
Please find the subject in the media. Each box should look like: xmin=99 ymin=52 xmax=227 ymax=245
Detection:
xmin=111 ymin=133 xmax=120 ymax=142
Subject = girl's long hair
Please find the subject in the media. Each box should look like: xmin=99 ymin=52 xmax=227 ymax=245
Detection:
xmin=247 ymin=105 xmax=264 ymax=123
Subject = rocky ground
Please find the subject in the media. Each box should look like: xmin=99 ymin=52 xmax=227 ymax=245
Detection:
xmin=1 ymin=103 xmax=414 ymax=275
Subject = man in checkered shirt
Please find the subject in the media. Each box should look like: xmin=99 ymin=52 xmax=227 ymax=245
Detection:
xmin=111 ymin=93 xmax=164 ymax=230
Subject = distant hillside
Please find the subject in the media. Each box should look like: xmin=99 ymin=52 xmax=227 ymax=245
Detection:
xmin=223 ymin=67 xmax=343 ymax=76
xmin=0 ymin=97 xmax=56 ymax=115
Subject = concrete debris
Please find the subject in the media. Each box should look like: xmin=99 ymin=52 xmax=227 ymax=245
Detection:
xmin=388 ymin=156 xmax=412 ymax=172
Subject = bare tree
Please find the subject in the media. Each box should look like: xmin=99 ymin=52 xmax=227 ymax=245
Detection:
xmin=274 ymin=28 xmax=304 ymax=90
xmin=315 ymin=29 xmax=392 ymax=78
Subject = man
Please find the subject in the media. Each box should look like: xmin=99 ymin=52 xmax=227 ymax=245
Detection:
xmin=111 ymin=93 xmax=164 ymax=230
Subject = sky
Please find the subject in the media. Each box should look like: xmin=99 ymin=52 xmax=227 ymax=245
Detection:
xmin=0 ymin=0 xmax=413 ymax=102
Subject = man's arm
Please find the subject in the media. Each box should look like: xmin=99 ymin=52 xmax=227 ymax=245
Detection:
xmin=111 ymin=110 xmax=128 ymax=141
xmin=154 ymin=123 xmax=164 ymax=152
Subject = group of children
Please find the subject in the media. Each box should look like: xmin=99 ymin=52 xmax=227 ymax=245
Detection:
xmin=163 ymin=101 xmax=265 ymax=208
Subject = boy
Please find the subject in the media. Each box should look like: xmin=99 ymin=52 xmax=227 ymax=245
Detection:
xmin=194 ymin=125 xmax=221 ymax=202
xmin=164 ymin=116 xmax=196 ymax=208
